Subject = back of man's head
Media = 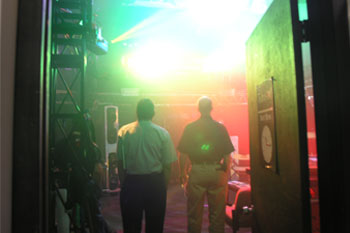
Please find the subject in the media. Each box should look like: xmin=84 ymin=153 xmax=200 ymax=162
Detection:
xmin=197 ymin=96 xmax=212 ymax=115
xmin=137 ymin=98 xmax=155 ymax=121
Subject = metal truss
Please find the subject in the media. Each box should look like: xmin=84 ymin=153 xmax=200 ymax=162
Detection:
xmin=49 ymin=1 xmax=96 ymax=232
xmin=50 ymin=0 xmax=91 ymax=143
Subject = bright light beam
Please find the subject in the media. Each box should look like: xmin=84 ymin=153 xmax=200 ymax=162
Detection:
xmin=123 ymin=40 xmax=184 ymax=80
xmin=111 ymin=9 xmax=176 ymax=43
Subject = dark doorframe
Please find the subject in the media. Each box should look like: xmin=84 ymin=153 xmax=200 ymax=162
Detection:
xmin=12 ymin=0 xmax=50 ymax=232
xmin=11 ymin=0 xmax=350 ymax=232
xmin=307 ymin=0 xmax=350 ymax=232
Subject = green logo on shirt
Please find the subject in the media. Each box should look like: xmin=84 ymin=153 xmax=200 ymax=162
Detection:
xmin=201 ymin=144 xmax=211 ymax=151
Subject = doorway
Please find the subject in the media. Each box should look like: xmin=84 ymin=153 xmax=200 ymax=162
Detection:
xmin=47 ymin=0 xmax=319 ymax=233
xmin=48 ymin=1 xmax=272 ymax=233
xmin=15 ymin=0 xmax=348 ymax=233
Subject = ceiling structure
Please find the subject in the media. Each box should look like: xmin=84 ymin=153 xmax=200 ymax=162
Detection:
xmin=88 ymin=0 xmax=273 ymax=102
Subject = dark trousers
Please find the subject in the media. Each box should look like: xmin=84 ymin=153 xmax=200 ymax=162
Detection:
xmin=120 ymin=173 xmax=167 ymax=233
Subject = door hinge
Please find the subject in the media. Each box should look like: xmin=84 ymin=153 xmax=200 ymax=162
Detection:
xmin=300 ymin=20 xmax=310 ymax=42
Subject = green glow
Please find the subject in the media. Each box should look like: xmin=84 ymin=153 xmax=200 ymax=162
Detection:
xmin=106 ymin=0 xmax=273 ymax=81
xmin=201 ymin=144 xmax=211 ymax=151
xmin=93 ymin=0 xmax=273 ymax=92
xmin=298 ymin=0 xmax=308 ymax=21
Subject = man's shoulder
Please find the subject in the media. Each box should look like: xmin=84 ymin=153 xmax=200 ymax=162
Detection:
xmin=212 ymin=120 xmax=226 ymax=128
xmin=118 ymin=121 xmax=137 ymax=135
xmin=150 ymin=122 xmax=170 ymax=135
xmin=185 ymin=118 xmax=224 ymax=128
xmin=120 ymin=121 xmax=137 ymax=129
xmin=184 ymin=119 xmax=200 ymax=129
xmin=212 ymin=121 xmax=230 ymax=134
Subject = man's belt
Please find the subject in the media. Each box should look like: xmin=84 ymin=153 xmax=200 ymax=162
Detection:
xmin=191 ymin=161 xmax=219 ymax=165
xmin=192 ymin=160 xmax=227 ymax=172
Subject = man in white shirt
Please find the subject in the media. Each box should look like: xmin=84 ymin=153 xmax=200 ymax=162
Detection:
xmin=117 ymin=98 xmax=177 ymax=233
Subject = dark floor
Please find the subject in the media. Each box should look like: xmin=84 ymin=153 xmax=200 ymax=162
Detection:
xmin=100 ymin=183 xmax=251 ymax=233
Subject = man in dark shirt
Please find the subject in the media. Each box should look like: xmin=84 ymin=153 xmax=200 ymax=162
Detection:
xmin=178 ymin=96 xmax=234 ymax=233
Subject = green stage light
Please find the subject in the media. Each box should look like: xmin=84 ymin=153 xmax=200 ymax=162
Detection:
xmin=109 ymin=0 xmax=273 ymax=81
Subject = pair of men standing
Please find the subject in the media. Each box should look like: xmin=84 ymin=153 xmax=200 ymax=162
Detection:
xmin=117 ymin=97 xmax=234 ymax=233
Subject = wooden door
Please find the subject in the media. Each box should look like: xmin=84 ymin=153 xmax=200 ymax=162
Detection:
xmin=246 ymin=0 xmax=311 ymax=232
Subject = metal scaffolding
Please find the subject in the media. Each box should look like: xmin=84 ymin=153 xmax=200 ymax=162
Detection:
xmin=50 ymin=0 xmax=90 ymax=144
xmin=49 ymin=0 xmax=107 ymax=232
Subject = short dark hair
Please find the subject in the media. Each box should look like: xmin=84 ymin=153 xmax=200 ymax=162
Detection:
xmin=136 ymin=98 xmax=155 ymax=120
xmin=197 ymin=96 xmax=212 ymax=114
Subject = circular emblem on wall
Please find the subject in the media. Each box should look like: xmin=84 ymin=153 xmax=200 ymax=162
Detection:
xmin=261 ymin=125 xmax=273 ymax=164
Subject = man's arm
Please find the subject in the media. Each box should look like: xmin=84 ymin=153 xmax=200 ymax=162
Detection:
xmin=116 ymin=136 xmax=126 ymax=187
xmin=218 ymin=153 xmax=232 ymax=174
xmin=179 ymin=153 xmax=190 ymax=186
xmin=163 ymin=163 xmax=172 ymax=188
xmin=117 ymin=160 xmax=126 ymax=187
xmin=162 ymin=131 xmax=178 ymax=188
xmin=224 ymin=154 xmax=232 ymax=173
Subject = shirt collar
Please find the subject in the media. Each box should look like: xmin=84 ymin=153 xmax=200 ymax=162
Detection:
xmin=200 ymin=115 xmax=212 ymax=120
xmin=138 ymin=120 xmax=152 ymax=124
